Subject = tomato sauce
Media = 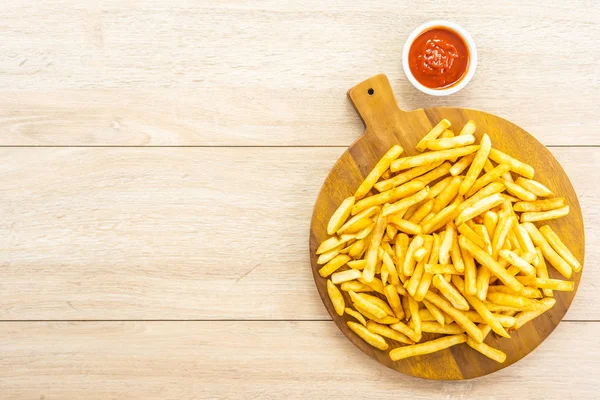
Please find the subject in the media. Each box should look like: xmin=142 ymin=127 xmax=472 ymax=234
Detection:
xmin=408 ymin=27 xmax=469 ymax=89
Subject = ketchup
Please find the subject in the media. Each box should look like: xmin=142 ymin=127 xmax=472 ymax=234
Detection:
xmin=408 ymin=27 xmax=469 ymax=89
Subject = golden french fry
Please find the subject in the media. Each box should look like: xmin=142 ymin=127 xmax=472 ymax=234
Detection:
xmin=465 ymin=163 xmax=511 ymax=198
xmin=499 ymin=249 xmax=536 ymax=276
xmin=408 ymin=295 xmax=421 ymax=335
xmin=427 ymin=177 xmax=453 ymax=200
xmin=439 ymin=224 xmax=454 ymax=264
xmin=420 ymin=213 xmax=436 ymax=227
xmin=433 ymin=176 xmax=462 ymax=213
xmin=486 ymin=292 xmax=539 ymax=309
xmin=375 ymin=162 xmax=443 ymax=192
xmin=472 ymin=224 xmax=492 ymax=255
xmin=387 ymin=216 xmax=423 ymax=235
xmin=450 ymin=154 xmax=476 ymax=177
xmin=419 ymin=309 xmax=437 ymax=321
xmin=476 ymin=265 xmax=491 ymax=302
xmin=403 ymin=235 xmax=424 ymax=276
xmin=389 ymin=334 xmax=467 ymax=361
xmin=515 ymin=177 xmax=554 ymax=197
xmin=345 ymin=307 xmax=367 ymax=326
xmin=347 ymin=260 xmax=366 ymax=270
xmin=516 ymin=276 xmax=574 ymax=292
xmin=394 ymin=233 xmax=409 ymax=271
xmin=390 ymin=321 xmax=422 ymax=343
xmin=341 ymin=280 xmax=371 ymax=292
xmin=337 ymin=206 xmax=380 ymax=234
xmin=414 ymin=233 xmax=440 ymax=301
xmin=327 ymin=196 xmax=356 ymax=235
xmin=522 ymin=222 xmax=572 ymax=278
xmin=533 ymin=247 xmax=553 ymax=297
xmin=416 ymin=119 xmax=451 ymax=152
xmin=458 ymin=181 xmax=505 ymax=214
xmin=452 ymin=276 xmax=511 ymax=338
xmin=440 ymin=129 xmax=455 ymax=139
xmin=459 ymin=120 xmax=476 ymax=136
xmin=354 ymin=303 xmax=399 ymax=324
xmin=425 ymin=264 xmax=462 ymax=274
xmin=457 ymin=223 xmax=487 ymax=250
xmin=316 ymin=235 xmax=353 ymax=254
xmin=483 ymin=159 xmax=494 ymax=173
xmin=413 ymin=247 xmax=427 ymax=262
xmin=405 ymin=236 xmax=434 ymax=296
xmin=427 ymin=135 xmax=475 ymax=151
xmin=460 ymin=133 xmax=491 ymax=195
xmin=317 ymin=244 xmax=344 ymax=264
xmin=383 ymin=187 xmax=430 ymax=217
xmin=423 ymin=298 xmax=445 ymax=325
xmin=381 ymin=250 xmax=399 ymax=286
xmin=492 ymin=216 xmax=516 ymax=260
xmin=348 ymin=291 xmax=387 ymax=319
xmin=488 ymin=148 xmax=534 ymax=179
xmin=433 ymin=274 xmax=470 ymax=310
xmin=514 ymin=198 xmax=566 ymax=213
xmin=408 ymin=199 xmax=434 ymax=224
xmin=327 ymin=280 xmax=345 ymax=316
xmin=347 ymin=321 xmax=389 ymax=350
xmin=467 ymin=337 xmax=507 ymax=363
xmin=331 ymin=269 xmax=363 ymax=284
xmin=538 ymin=225 xmax=581 ymax=272
xmin=366 ymin=321 xmax=413 ymax=345
xmin=463 ymin=310 xmax=516 ymax=327
xmin=455 ymin=193 xmax=504 ymax=227
xmin=421 ymin=322 xmax=465 ymax=334
xmin=483 ymin=302 xmax=523 ymax=313
xmin=415 ymin=162 xmax=453 ymax=187
xmin=391 ymin=145 xmax=480 ymax=172
xmin=386 ymin=225 xmax=398 ymax=241
xmin=422 ymin=203 xmax=459 ymax=234
xmin=450 ymin=228 xmax=465 ymax=273
xmin=355 ymin=145 xmax=404 ymax=199
xmin=357 ymin=292 xmax=395 ymax=316
xmin=348 ymin=239 xmax=368 ymax=259
xmin=462 ymin=246 xmax=478 ymax=297
xmin=513 ymin=224 xmax=536 ymax=261
xmin=511 ymin=298 xmax=556 ymax=330
xmin=362 ymin=214 xmax=387 ymax=282
xmin=459 ymin=235 xmax=525 ymax=294
xmin=358 ymin=277 xmax=386 ymax=295
xmin=504 ymin=180 xmax=537 ymax=201
xmin=381 ymin=263 xmax=389 ymax=285
xmin=484 ymin=211 xmax=499 ymax=240
xmin=352 ymin=180 xmax=425 ymax=215
xmin=384 ymin=284 xmax=405 ymax=319
xmin=521 ymin=206 xmax=570 ymax=223
xmin=488 ymin=284 xmax=542 ymax=299
xmin=401 ymin=294 xmax=411 ymax=319
xmin=319 ymin=254 xmax=351 ymax=277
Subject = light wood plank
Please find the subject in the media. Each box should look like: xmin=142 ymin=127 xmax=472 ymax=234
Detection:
xmin=0 ymin=147 xmax=596 ymax=320
xmin=0 ymin=1 xmax=597 ymax=145
xmin=1 ymin=321 xmax=599 ymax=399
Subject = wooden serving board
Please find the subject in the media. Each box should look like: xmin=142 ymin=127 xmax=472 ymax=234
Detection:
xmin=308 ymin=74 xmax=584 ymax=380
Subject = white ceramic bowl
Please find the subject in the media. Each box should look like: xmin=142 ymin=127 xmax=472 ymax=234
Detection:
xmin=402 ymin=20 xmax=477 ymax=96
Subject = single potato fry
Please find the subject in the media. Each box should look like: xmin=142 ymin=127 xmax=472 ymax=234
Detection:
xmin=414 ymin=233 xmax=440 ymax=301
xmin=354 ymin=303 xmax=399 ymax=324
xmin=390 ymin=321 xmax=422 ymax=343
xmin=492 ymin=216 xmax=516 ymax=260
xmin=523 ymin=223 xmax=572 ymax=278
xmin=450 ymin=232 xmax=465 ymax=273
xmin=347 ymin=260 xmax=366 ymax=270
xmin=488 ymin=284 xmax=542 ymax=299
xmin=362 ymin=214 xmax=387 ymax=282
xmin=486 ymin=292 xmax=539 ymax=309
xmin=514 ymin=197 xmax=567 ymax=212
xmin=384 ymin=284 xmax=405 ymax=319
xmin=347 ymin=321 xmax=389 ymax=350
xmin=539 ymin=225 xmax=581 ymax=272
xmin=450 ymin=154 xmax=476 ymax=176
xmin=345 ymin=307 xmax=367 ymax=326
xmin=316 ymin=235 xmax=353 ymax=254
xmin=422 ymin=203 xmax=459 ymax=234
xmin=327 ymin=279 xmax=345 ymax=316
xmin=375 ymin=162 xmax=443 ymax=192
xmin=462 ymin=245 xmax=478 ymax=296
xmin=488 ymin=148 xmax=534 ymax=179
xmin=463 ymin=310 xmax=516 ymax=328
xmin=327 ymin=196 xmax=356 ymax=235
xmin=337 ymin=205 xmax=380 ymax=234
xmin=455 ymin=193 xmax=505 ymax=226
xmin=425 ymin=264 xmax=462 ymax=274
xmin=317 ymin=244 xmax=343 ymax=265
xmin=408 ymin=295 xmax=422 ymax=335
xmin=484 ymin=211 xmax=499 ymax=240
xmin=515 ymin=177 xmax=554 ymax=197
xmin=467 ymin=337 xmax=507 ymax=363
xmin=348 ymin=239 xmax=368 ymax=259
xmin=408 ymin=199 xmax=434 ymax=224
xmin=395 ymin=233 xmax=409 ymax=271
xmin=403 ymin=235 xmax=425 ymax=276
xmin=504 ymin=180 xmax=537 ymax=202
xmin=433 ymin=274 xmax=470 ymax=310
xmin=355 ymin=145 xmax=404 ymax=199
xmin=473 ymin=224 xmax=493 ymax=255
xmin=458 ymin=223 xmax=487 ymax=250
xmin=367 ymin=321 xmax=413 ymax=345
xmin=440 ymin=129 xmax=455 ymax=138
xmin=381 ymin=250 xmax=400 ymax=285
xmin=352 ymin=180 xmax=425 ymax=215
xmin=534 ymin=247 xmax=553 ymax=297
xmin=387 ymin=216 xmax=423 ymax=235
xmin=389 ymin=334 xmax=467 ymax=361
xmin=433 ymin=176 xmax=462 ymax=213
xmin=521 ymin=206 xmax=570 ymax=223
xmin=416 ymin=119 xmax=452 ymax=151
xmin=459 ymin=120 xmax=476 ymax=136
xmin=341 ymin=280 xmax=371 ymax=292
xmin=391 ymin=145 xmax=480 ymax=172
xmin=515 ymin=276 xmax=574 ymax=291
xmin=427 ymin=134 xmax=475 ymax=151
xmin=319 ymin=254 xmax=352 ymax=278
xmin=511 ymin=298 xmax=556 ymax=331
xmin=499 ymin=249 xmax=536 ymax=276
xmin=421 ymin=321 xmax=464 ymax=334
xmin=331 ymin=269 xmax=363 ymax=284
xmin=457 ymin=182 xmax=505 ymax=214
xmin=383 ymin=187 xmax=430 ymax=217
xmin=349 ymin=290 xmax=387 ymax=319
xmin=405 ymin=236 xmax=434 ymax=297
xmin=427 ymin=177 xmax=453 ymax=200
xmin=415 ymin=162 xmax=453 ymax=187
xmin=460 ymin=133 xmax=491 ymax=195
xmin=423 ymin=298 xmax=445 ymax=325
xmin=357 ymin=292 xmax=395 ymax=316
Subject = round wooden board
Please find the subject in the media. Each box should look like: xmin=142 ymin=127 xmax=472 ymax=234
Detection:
xmin=309 ymin=74 xmax=585 ymax=380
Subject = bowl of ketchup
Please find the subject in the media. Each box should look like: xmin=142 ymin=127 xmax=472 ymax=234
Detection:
xmin=402 ymin=21 xmax=477 ymax=96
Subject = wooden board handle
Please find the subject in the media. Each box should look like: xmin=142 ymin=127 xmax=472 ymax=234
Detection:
xmin=347 ymin=74 xmax=403 ymax=138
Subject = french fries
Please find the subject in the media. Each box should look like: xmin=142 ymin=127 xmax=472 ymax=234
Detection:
xmin=316 ymin=119 xmax=581 ymax=363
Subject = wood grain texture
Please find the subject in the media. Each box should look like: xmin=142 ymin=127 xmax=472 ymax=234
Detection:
xmin=0 ymin=146 xmax=597 ymax=320
xmin=0 ymin=1 xmax=597 ymax=145
xmin=1 ymin=321 xmax=599 ymax=400
xmin=309 ymin=74 xmax=584 ymax=379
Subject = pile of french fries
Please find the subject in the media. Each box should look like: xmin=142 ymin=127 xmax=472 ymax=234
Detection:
xmin=317 ymin=119 xmax=581 ymax=363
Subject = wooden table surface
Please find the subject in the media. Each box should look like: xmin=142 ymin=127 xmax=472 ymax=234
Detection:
xmin=1 ymin=1 xmax=599 ymax=399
